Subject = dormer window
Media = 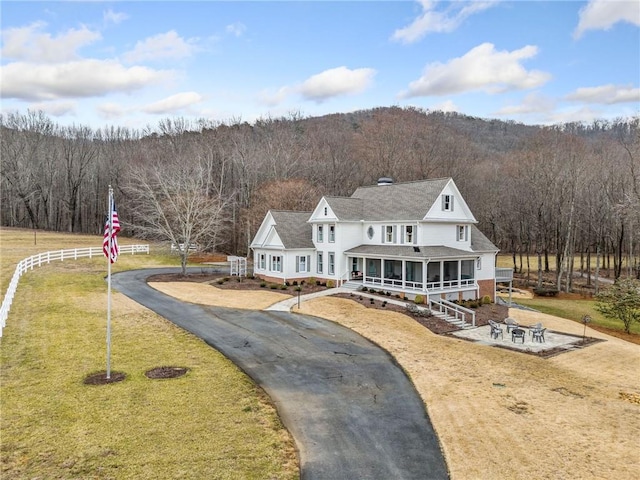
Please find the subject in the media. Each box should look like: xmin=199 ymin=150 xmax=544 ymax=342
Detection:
xmin=442 ymin=194 xmax=454 ymax=212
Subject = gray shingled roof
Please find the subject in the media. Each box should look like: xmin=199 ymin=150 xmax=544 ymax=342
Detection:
xmin=344 ymin=244 xmax=475 ymax=259
xmin=324 ymin=197 xmax=364 ymax=221
xmin=470 ymin=225 xmax=498 ymax=252
xmin=270 ymin=211 xmax=314 ymax=249
xmin=349 ymin=178 xmax=451 ymax=221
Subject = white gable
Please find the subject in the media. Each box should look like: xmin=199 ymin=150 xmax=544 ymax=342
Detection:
xmin=250 ymin=211 xmax=284 ymax=248
xmin=424 ymin=179 xmax=477 ymax=223
xmin=309 ymin=197 xmax=337 ymax=222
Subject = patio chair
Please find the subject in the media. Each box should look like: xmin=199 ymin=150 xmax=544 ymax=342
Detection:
xmin=489 ymin=320 xmax=503 ymax=340
xmin=528 ymin=322 xmax=543 ymax=338
xmin=532 ymin=328 xmax=546 ymax=343
xmin=503 ymin=317 xmax=519 ymax=333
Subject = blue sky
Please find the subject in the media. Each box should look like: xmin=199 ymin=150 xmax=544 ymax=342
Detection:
xmin=1 ymin=1 xmax=638 ymax=129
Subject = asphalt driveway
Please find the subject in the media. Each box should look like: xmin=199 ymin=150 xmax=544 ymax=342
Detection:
xmin=112 ymin=268 xmax=449 ymax=480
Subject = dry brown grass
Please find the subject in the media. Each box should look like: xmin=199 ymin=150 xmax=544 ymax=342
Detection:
xmin=296 ymin=298 xmax=640 ymax=480
xmin=153 ymin=281 xmax=639 ymax=478
xmin=149 ymin=282 xmax=291 ymax=310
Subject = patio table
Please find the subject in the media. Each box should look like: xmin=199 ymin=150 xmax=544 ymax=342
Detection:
xmin=512 ymin=328 xmax=526 ymax=343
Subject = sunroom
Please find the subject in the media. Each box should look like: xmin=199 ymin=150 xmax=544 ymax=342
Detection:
xmin=344 ymin=245 xmax=479 ymax=298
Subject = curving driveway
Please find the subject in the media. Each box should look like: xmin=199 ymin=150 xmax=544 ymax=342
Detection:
xmin=112 ymin=269 xmax=449 ymax=480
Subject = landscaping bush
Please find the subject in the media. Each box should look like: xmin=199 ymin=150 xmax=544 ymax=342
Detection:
xmin=216 ymin=279 xmax=225 ymax=285
xmin=414 ymin=294 xmax=424 ymax=304
xmin=269 ymin=284 xmax=278 ymax=289
xmin=260 ymin=282 xmax=266 ymax=288
xmin=307 ymin=277 xmax=315 ymax=285
xmin=326 ymin=280 xmax=335 ymax=288
xmin=362 ymin=286 xmax=368 ymax=292
xmin=534 ymin=288 xmax=559 ymax=297
xmin=481 ymin=295 xmax=492 ymax=305
xmin=280 ymin=284 xmax=288 ymax=290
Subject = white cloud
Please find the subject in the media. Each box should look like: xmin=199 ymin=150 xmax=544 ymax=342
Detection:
xmin=1 ymin=60 xmax=174 ymax=101
xmin=430 ymin=99 xmax=459 ymax=113
xmin=399 ymin=43 xmax=551 ymax=98
xmin=30 ymin=100 xmax=77 ymax=117
xmin=103 ymin=9 xmax=129 ymax=26
xmin=391 ymin=0 xmax=498 ymax=44
xmin=258 ymin=86 xmax=293 ymax=107
xmin=123 ymin=31 xmax=198 ymax=63
xmin=97 ymin=102 xmax=128 ymax=119
xmin=142 ymin=91 xmax=204 ymax=114
xmin=226 ymin=22 xmax=246 ymax=37
xmin=494 ymin=92 xmax=556 ymax=116
xmin=565 ymin=84 xmax=640 ymax=104
xmin=574 ymin=0 xmax=640 ymax=39
xmin=0 ymin=22 xmax=101 ymax=63
xmin=298 ymin=66 xmax=376 ymax=102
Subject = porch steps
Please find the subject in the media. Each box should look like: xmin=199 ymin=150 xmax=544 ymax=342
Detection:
xmin=341 ymin=280 xmax=362 ymax=291
xmin=431 ymin=311 xmax=473 ymax=329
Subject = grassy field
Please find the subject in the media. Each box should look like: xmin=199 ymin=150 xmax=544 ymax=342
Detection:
xmin=0 ymin=228 xmax=298 ymax=479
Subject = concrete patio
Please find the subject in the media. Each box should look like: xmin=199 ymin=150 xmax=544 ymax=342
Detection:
xmin=450 ymin=323 xmax=595 ymax=354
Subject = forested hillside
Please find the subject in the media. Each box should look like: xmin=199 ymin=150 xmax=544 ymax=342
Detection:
xmin=2 ymin=107 xmax=639 ymax=286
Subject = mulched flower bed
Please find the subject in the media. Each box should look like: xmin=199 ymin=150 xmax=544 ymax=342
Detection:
xmin=149 ymin=272 xmax=510 ymax=335
xmin=145 ymin=366 xmax=189 ymax=379
xmin=335 ymin=292 xmax=508 ymax=335
xmin=83 ymin=371 xmax=126 ymax=385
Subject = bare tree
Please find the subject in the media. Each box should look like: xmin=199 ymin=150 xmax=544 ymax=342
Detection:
xmin=124 ymin=157 xmax=234 ymax=275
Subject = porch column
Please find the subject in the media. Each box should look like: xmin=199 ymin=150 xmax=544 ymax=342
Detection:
xmin=402 ymin=259 xmax=406 ymax=289
xmin=423 ymin=260 xmax=428 ymax=293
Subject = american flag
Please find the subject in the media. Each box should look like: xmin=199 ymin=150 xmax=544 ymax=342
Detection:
xmin=103 ymin=202 xmax=121 ymax=263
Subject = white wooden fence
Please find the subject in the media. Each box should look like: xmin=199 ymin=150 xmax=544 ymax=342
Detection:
xmin=0 ymin=244 xmax=149 ymax=337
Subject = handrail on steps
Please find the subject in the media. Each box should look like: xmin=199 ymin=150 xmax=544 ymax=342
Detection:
xmin=428 ymin=297 xmax=476 ymax=327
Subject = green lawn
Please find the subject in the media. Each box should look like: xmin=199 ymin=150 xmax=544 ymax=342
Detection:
xmin=508 ymin=296 xmax=640 ymax=335
xmin=0 ymin=228 xmax=298 ymax=479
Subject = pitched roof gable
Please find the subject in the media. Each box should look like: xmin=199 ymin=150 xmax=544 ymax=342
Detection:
xmin=270 ymin=211 xmax=315 ymax=249
xmin=350 ymin=178 xmax=451 ymax=221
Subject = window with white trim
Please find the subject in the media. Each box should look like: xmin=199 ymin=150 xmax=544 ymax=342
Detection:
xmin=328 ymin=252 xmax=335 ymax=275
xmin=476 ymin=258 xmax=482 ymax=269
xmin=457 ymin=225 xmax=468 ymax=242
xmin=317 ymin=225 xmax=323 ymax=242
xmin=405 ymin=225 xmax=414 ymax=244
xmin=317 ymin=252 xmax=323 ymax=274
xmin=259 ymin=253 xmax=266 ymax=270
xmin=296 ymin=255 xmax=309 ymax=273
xmin=385 ymin=225 xmax=393 ymax=243
xmin=271 ymin=255 xmax=282 ymax=272
xmin=329 ymin=224 xmax=335 ymax=242
xmin=442 ymin=194 xmax=454 ymax=211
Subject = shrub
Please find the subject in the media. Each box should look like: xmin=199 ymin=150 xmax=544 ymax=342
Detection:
xmin=414 ymin=294 xmax=424 ymax=304
xmin=216 ymin=279 xmax=225 ymax=285
xmin=307 ymin=277 xmax=316 ymax=285
xmin=292 ymin=280 xmax=298 ymax=286
xmin=382 ymin=301 xmax=387 ymax=307
xmin=294 ymin=286 xmax=302 ymax=292
xmin=260 ymin=282 xmax=266 ymax=288
xmin=280 ymin=284 xmax=288 ymax=290
xmin=223 ymin=277 xmax=230 ymax=282
xmin=362 ymin=287 xmax=368 ymax=292
xmin=481 ymin=295 xmax=492 ymax=305
xmin=326 ymin=280 xmax=335 ymax=288
xmin=385 ymin=291 xmax=391 ymax=296
xmin=285 ymin=281 xmax=290 ymax=286
xmin=269 ymin=284 xmax=278 ymax=289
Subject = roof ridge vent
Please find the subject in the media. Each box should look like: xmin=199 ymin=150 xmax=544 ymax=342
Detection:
xmin=377 ymin=177 xmax=393 ymax=186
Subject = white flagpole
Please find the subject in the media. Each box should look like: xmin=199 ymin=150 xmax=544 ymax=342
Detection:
xmin=106 ymin=186 xmax=113 ymax=379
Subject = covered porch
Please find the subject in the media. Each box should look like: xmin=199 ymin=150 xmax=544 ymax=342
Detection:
xmin=345 ymin=245 xmax=478 ymax=297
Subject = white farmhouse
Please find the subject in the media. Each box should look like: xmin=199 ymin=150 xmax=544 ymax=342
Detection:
xmin=250 ymin=177 xmax=500 ymax=302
